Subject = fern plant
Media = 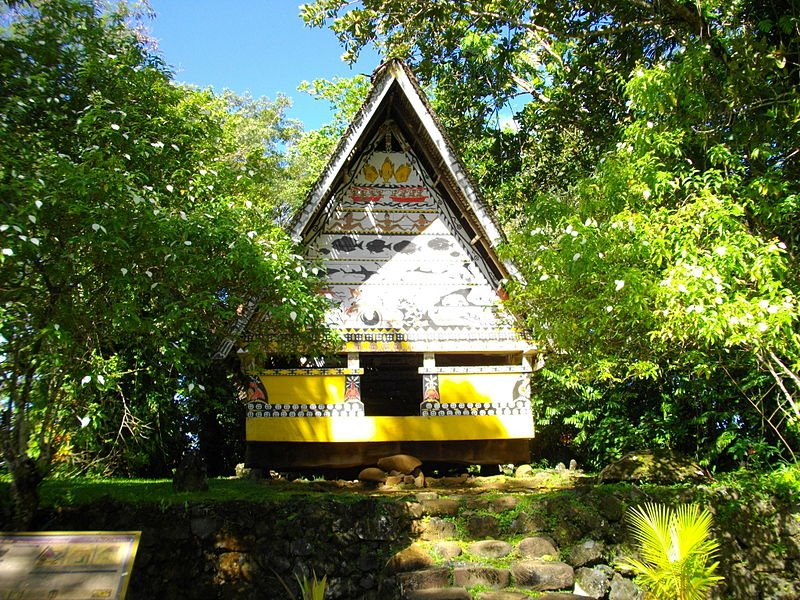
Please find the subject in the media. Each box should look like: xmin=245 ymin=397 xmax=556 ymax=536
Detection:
xmin=618 ymin=503 xmax=724 ymax=600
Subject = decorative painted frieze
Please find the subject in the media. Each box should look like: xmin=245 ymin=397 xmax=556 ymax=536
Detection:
xmin=247 ymin=400 xmax=365 ymax=418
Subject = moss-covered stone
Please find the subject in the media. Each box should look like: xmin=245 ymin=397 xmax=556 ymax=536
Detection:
xmin=598 ymin=450 xmax=706 ymax=483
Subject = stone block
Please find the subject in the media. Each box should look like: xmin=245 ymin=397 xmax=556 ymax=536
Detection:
xmin=511 ymin=559 xmax=574 ymax=591
xmin=433 ymin=541 xmax=462 ymax=559
xmin=217 ymin=552 xmax=245 ymax=582
xmin=406 ymin=588 xmax=472 ymax=600
xmin=598 ymin=449 xmax=706 ymax=483
xmin=490 ymin=496 xmax=519 ymax=512
xmin=608 ymin=573 xmax=643 ymax=600
xmin=355 ymin=513 xmax=396 ymax=541
xmin=755 ymin=572 xmax=799 ymax=600
xmin=515 ymin=464 xmax=534 ymax=478
xmin=566 ymin=540 xmax=605 ymax=567
xmin=386 ymin=543 xmax=435 ymax=574
xmin=416 ymin=491 xmax=439 ymax=501
xmin=386 ymin=475 xmax=405 ymax=486
xmin=573 ymin=566 xmax=612 ymax=598
xmin=468 ymin=540 xmax=513 ymax=558
xmin=398 ymin=567 xmax=450 ymax=593
xmin=518 ymin=536 xmax=558 ymax=558
xmin=413 ymin=517 xmax=457 ymax=540
xmin=421 ymin=498 xmax=460 ymax=516
xmin=453 ymin=565 xmax=510 ymax=589
xmin=593 ymin=491 xmax=624 ymax=522
xmin=359 ymin=467 xmax=387 ymax=483
xmin=508 ymin=512 xmax=548 ymax=535
xmin=214 ymin=530 xmax=251 ymax=552
xmin=467 ymin=514 xmax=501 ymax=538
xmin=378 ymin=454 xmax=423 ymax=474
xmin=403 ymin=501 xmax=425 ymax=519
xmin=190 ymin=516 xmax=218 ymax=539
xmin=477 ymin=592 xmax=530 ymax=600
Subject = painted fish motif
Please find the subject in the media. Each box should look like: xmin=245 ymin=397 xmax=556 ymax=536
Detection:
xmin=331 ymin=236 xmax=363 ymax=253
xmin=427 ymin=237 xmax=454 ymax=251
xmin=348 ymin=265 xmax=377 ymax=281
xmin=436 ymin=288 xmax=476 ymax=306
xmin=393 ymin=240 xmax=418 ymax=254
xmin=366 ymin=239 xmax=392 ymax=253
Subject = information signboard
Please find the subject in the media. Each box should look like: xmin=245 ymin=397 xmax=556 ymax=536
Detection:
xmin=0 ymin=532 xmax=140 ymax=599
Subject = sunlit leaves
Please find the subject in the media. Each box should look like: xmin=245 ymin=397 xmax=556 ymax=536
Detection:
xmin=0 ymin=0 xmax=335 ymax=486
xmin=619 ymin=503 xmax=723 ymax=600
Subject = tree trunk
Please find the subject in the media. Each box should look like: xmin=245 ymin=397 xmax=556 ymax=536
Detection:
xmin=9 ymin=455 xmax=43 ymax=530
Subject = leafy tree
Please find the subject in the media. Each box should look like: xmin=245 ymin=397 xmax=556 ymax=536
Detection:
xmin=283 ymin=75 xmax=371 ymax=205
xmin=0 ymin=0 xmax=336 ymax=526
xmin=301 ymin=0 xmax=692 ymax=214
xmin=305 ymin=0 xmax=800 ymax=467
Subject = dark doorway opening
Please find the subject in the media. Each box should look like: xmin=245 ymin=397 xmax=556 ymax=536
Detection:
xmin=360 ymin=353 xmax=423 ymax=416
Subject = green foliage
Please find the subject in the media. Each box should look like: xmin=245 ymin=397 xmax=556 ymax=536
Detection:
xmin=713 ymin=462 xmax=800 ymax=504
xmin=305 ymin=0 xmax=800 ymax=468
xmin=285 ymin=75 xmax=370 ymax=203
xmin=618 ymin=503 xmax=723 ymax=600
xmin=0 ymin=0 xmax=337 ymax=519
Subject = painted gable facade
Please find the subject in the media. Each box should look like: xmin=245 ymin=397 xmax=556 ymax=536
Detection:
xmin=244 ymin=61 xmax=536 ymax=469
xmin=307 ymin=127 xmax=520 ymax=353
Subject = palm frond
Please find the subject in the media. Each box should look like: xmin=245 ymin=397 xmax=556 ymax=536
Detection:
xmin=617 ymin=502 xmax=724 ymax=600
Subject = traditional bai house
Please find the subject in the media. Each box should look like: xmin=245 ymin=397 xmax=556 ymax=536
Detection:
xmin=240 ymin=60 xmax=537 ymax=469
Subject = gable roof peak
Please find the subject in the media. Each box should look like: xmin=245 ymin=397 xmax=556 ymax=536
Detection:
xmin=291 ymin=60 xmax=513 ymax=278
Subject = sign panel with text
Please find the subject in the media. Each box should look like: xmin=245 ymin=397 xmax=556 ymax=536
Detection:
xmin=0 ymin=532 xmax=140 ymax=599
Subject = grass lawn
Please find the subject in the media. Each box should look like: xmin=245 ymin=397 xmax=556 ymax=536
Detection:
xmin=0 ymin=475 xmax=374 ymax=510
xmin=1 ymin=462 xmax=797 ymax=510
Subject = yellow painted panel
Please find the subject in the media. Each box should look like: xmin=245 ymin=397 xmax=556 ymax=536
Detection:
xmin=246 ymin=415 xmax=534 ymax=442
xmin=260 ymin=375 xmax=345 ymax=405
xmin=439 ymin=373 xmax=518 ymax=404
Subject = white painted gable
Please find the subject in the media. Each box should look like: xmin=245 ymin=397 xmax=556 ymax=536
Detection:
xmin=289 ymin=61 xmax=530 ymax=353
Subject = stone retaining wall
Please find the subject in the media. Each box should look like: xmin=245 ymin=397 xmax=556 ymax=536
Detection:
xmin=19 ymin=482 xmax=800 ymax=599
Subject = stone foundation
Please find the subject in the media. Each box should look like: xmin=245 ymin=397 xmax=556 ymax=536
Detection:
xmin=13 ymin=481 xmax=800 ymax=599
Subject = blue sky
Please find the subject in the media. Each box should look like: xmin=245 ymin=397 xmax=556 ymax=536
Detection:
xmin=146 ymin=1 xmax=381 ymax=130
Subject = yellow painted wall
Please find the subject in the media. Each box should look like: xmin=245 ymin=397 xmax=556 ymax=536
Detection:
xmin=260 ymin=375 xmax=345 ymax=405
xmin=246 ymin=415 xmax=533 ymax=443
xmin=438 ymin=373 xmax=518 ymax=404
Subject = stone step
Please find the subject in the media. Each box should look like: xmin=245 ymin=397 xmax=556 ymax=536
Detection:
xmin=452 ymin=565 xmax=510 ymax=589
xmin=405 ymin=587 xmax=471 ymax=600
xmin=397 ymin=567 xmax=450 ymax=594
xmin=510 ymin=559 xmax=575 ymax=591
xmin=476 ymin=592 xmax=531 ymax=600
